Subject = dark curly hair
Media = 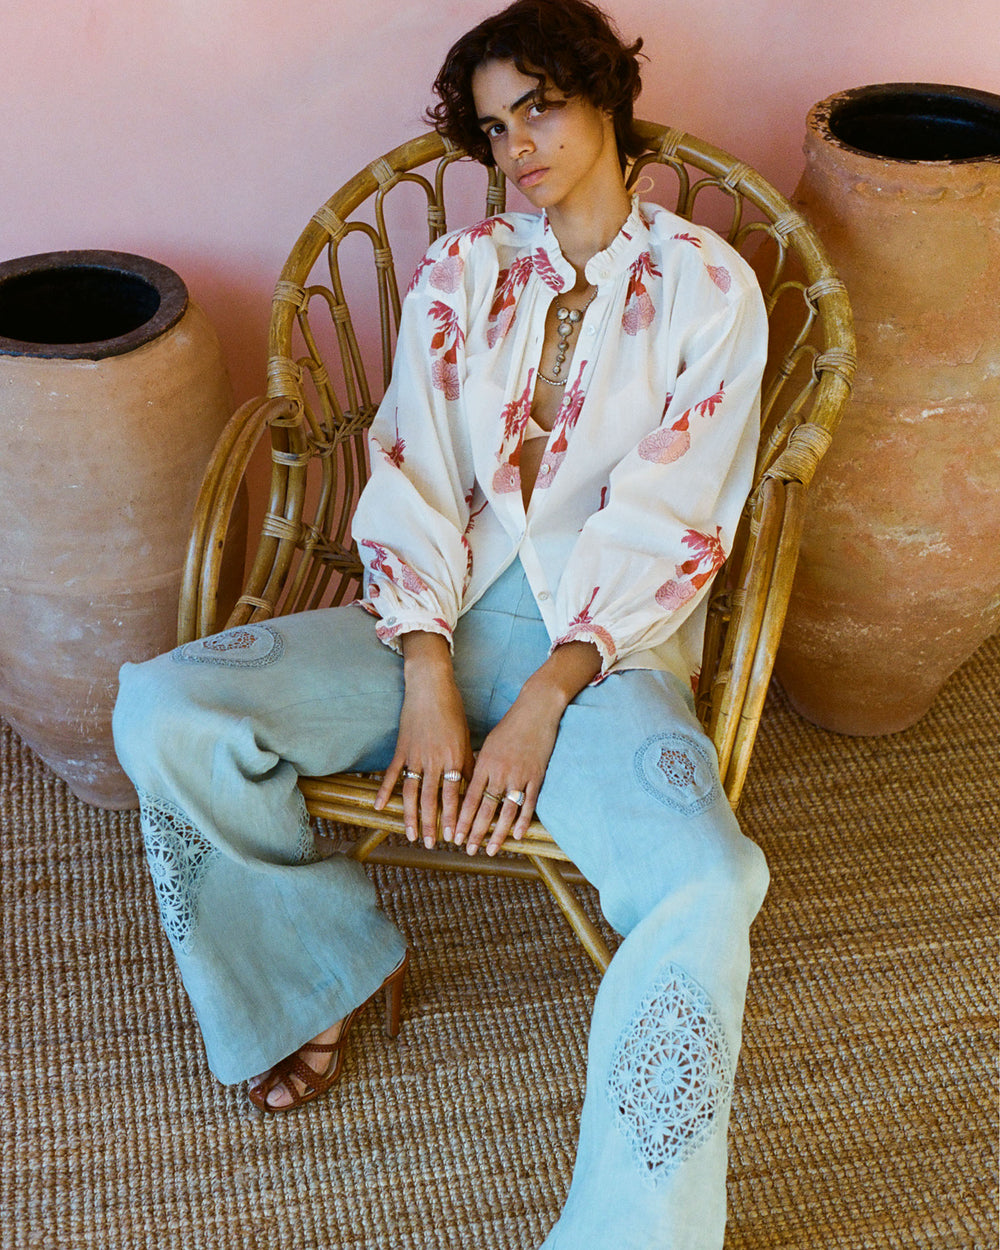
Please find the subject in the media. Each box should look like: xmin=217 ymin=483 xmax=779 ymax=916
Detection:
xmin=427 ymin=0 xmax=646 ymax=171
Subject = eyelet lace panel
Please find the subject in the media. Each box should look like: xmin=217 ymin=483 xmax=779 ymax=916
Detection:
xmin=607 ymin=963 xmax=734 ymax=1188
xmin=633 ymin=732 xmax=720 ymax=816
xmin=172 ymin=623 xmax=284 ymax=668
xmin=138 ymin=790 xmax=219 ymax=955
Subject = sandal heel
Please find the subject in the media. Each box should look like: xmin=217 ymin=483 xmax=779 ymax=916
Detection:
xmin=383 ymin=949 xmax=409 ymax=1037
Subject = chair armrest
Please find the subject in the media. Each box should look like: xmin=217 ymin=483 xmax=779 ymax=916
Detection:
xmin=178 ymin=394 xmax=298 ymax=643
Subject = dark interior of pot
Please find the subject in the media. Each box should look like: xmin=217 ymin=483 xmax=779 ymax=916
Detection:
xmin=0 ymin=266 xmax=161 ymax=347
xmin=829 ymin=86 xmax=1000 ymax=161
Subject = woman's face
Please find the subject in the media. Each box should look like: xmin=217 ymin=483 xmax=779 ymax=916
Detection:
xmin=470 ymin=58 xmax=622 ymax=214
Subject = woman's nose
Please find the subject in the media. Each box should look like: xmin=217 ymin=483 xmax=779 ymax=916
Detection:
xmin=505 ymin=121 xmax=534 ymax=160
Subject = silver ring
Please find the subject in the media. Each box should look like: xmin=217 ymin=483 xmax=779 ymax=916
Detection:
xmin=504 ymin=789 xmax=526 ymax=806
xmin=402 ymin=768 xmax=423 ymax=781
xmin=443 ymin=770 xmax=463 ymax=783
xmin=483 ymin=789 xmax=503 ymax=804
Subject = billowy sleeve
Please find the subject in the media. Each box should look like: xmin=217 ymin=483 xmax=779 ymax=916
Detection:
xmin=551 ymin=267 xmax=768 ymax=677
xmin=351 ymin=235 xmax=477 ymax=651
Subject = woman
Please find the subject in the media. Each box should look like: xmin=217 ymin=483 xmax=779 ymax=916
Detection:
xmin=113 ymin=1 xmax=770 ymax=1245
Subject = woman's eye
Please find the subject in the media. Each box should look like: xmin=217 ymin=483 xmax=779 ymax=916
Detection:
xmin=486 ymin=123 xmax=505 ymax=140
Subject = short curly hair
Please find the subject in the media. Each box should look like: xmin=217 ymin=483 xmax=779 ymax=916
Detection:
xmin=427 ymin=0 xmax=646 ymax=170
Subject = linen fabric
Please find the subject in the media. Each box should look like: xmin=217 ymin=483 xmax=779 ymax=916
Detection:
xmin=113 ymin=561 xmax=768 ymax=1250
xmin=354 ymin=196 xmax=768 ymax=687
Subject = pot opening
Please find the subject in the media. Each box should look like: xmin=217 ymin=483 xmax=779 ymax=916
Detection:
xmin=828 ymin=86 xmax=1000 ymax=161
xmin=0 ymin=266 xmax=161 ymax=346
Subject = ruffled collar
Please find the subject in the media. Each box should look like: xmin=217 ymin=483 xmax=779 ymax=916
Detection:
xmin=530 ymin=195 xmax=647 ymax=290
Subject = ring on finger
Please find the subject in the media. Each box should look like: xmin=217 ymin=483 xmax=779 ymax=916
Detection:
xmin=504 ymin=789 xmax=526 ymax=806
xmin=402 ymin=768 xmax=423 ymax=781
xmin=483 ymin=789 xmax=503 ymax=804
xmin=443 ymin=770 xmax=463 ymax=783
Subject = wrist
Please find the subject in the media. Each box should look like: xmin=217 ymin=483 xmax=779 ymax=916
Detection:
xmin=401 ymin=629 xmax=455 ymax=681
xmin=522 ymin=641 xmax=602 ymax=713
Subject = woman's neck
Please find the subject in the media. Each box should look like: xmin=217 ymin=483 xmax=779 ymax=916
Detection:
xmin=547 ymin=182 xmax=632 ymax=278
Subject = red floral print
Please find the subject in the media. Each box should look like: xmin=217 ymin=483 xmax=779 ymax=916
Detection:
xmin=536 ymin=361 xmax=588 ymax=486
xmin=361 ymin=540 xmax=429 ymax=594
xmin=492 ymin=370 xmax=535 ymax=493
xmin=407 ymin=255 xmax=433 ymax=294
xmin=671 ymin=232 xmax=702 ymax=248
xmin=533 ymin=248 xmax=565 ymax=292
xmin=379 ymin=410 xmax=406 ymax=468
xmin=429 ymin=239 xmax=464 ymax=293
xmin=553 ymin=586 xmax=617 ymax=660
xmin=428 ymin=300 xmax=465 ymax=400
xmin=706 ymin=264 xmax=732 ymax=293
xmin=460 ymin=496 xmax=490 ymax=592
xmin=639 ymin=384 xmax=725 ymax=465
xmin=622 ymin=251 xmax=662 ymax=335
xmin=654 ymin=528 xmax=726 ymax=610
xmin=487 ymin=254 xmax=533 ymax=347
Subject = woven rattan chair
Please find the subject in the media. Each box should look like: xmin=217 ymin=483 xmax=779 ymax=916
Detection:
xmin=178 ymin=122 xmax=855 ymax=971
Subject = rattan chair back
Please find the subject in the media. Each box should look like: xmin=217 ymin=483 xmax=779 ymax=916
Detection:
xmin=179 ymin=123 xmax=854 ymax=969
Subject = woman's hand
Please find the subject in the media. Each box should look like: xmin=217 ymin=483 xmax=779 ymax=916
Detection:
xmin=454 ymin=640 xmax=602 ymax=857
xmin=374 ymin=632 xmax=473 ymax=848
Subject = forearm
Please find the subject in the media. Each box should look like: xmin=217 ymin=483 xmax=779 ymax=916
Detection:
xmin=519 ymin=640 xmax=602 ymax=718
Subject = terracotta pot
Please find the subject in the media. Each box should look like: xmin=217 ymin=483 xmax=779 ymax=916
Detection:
xmin=775 ymin=84 xmax=1000 ymax=735
xmin=0 ymin=250 xmax=237 ymax=807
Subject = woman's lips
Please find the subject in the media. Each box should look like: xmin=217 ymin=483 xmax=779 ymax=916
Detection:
xmin=517 ymin=166 xmax=548 ymax=189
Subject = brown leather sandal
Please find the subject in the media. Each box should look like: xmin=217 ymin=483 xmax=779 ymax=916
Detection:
xmin=248 ymin=950 xmax=409 ymax=1114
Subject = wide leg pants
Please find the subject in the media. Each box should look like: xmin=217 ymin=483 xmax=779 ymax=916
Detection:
xmin=113 ymin=560 xmax=769 ymax=1250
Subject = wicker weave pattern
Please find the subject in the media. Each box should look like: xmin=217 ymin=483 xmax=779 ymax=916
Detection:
xmin=178 ymin=124 xmax=855 ymax=969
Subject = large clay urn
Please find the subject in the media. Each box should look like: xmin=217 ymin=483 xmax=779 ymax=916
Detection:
xmin=775 ymin=84 xmax=1000 ymax=735
xmin=0 ymin=251 xmax=235 ymax=808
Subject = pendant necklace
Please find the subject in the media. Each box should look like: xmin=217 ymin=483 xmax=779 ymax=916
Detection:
xmin=538 ymin=289 xmax=596 ymax=386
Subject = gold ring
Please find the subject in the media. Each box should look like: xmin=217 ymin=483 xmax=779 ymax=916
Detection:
xmin=443 ymin=770 xmax=463 ymax=783
xmin=483 ymin=789 xmax=503 ymax=804
xmin=505 ymin=789 xmax=526 ymax=806
xmin=402 ymin=768 xmax=423 ymax=781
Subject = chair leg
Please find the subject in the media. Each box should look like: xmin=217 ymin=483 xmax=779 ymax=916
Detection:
xmin=529 ymin=855 xmax=613 ymax=973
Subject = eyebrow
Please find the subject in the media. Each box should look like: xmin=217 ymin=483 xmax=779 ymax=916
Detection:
xmin=476 ymin=87 xmax=542 ymax=128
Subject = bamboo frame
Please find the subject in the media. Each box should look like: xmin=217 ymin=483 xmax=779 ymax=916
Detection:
xmin=179 ymin=123 xmax=855 ymax=969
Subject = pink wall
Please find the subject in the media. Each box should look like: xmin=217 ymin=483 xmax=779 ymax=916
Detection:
xmin=3 ymin=0 xmax=997 ymax=403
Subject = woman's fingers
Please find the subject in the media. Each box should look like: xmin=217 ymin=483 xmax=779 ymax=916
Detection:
xmin=401 ymin=766 xmax=423 ymax=843
xmin=440 ymin=769 xmax=465 ymax=843
xmin=486 ymin=785 xmax=536 ymax=856
xmin=454 ymin=783 xmax=535 ymax=857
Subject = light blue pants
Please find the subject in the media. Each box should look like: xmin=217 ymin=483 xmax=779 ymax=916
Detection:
xmin=113 ymin=561 xmax=768 ymax=1250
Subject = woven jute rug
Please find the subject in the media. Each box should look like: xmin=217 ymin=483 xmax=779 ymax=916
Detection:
xmin=2 ymin=637 xmax=997 ymax=1249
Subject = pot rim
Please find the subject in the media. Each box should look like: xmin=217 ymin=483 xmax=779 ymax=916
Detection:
xmin=0 ymin=249 xmax=189 ymax=360
xmin=807 ymin=82 xmax=1000 ymax=166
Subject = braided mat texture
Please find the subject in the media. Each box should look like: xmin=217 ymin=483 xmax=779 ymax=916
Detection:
xmin=3 ymin=637 xmax=997 ymax=1249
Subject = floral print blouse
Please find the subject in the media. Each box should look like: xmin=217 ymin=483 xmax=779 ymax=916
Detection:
xmin=352 ymin=196 xmax=768 ymax=688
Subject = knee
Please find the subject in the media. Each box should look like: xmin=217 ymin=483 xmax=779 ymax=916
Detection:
xmin=112 ymin=655 xmax=192 ymax=781
xmin=605 ymin=808 xmax=769 ymax=938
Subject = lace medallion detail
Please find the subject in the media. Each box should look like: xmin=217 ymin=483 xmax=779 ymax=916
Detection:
xmin=633 ymin=731 xmax=720 ymax=815
xmin=138 ymin=791 xmax=219 ymax=954
xmin=607 ymin=964 xmax=733 ymax=1188
xmin=172 ymin=624 xmax=284 ymax=668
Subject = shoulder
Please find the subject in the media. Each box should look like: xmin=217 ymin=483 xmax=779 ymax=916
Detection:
xmin=406 ymin=211 xmax=537 ymax=298
xmin=639 ymin=201 xmax=761 ymax=307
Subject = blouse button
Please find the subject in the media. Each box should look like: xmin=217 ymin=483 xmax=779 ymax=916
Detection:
xmin=538 ymin=591 xmax=551 ymax=602
xmin=540 ymin=464 xmax=552 ymax=475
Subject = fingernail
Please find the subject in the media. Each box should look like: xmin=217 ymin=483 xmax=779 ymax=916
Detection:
xmin=487 ymin=844 xmax=498 ymax=857
xmin=406 ymin=826 xmax=416 ymax=842
xmin=424 ymin=837 xmax=435 ymax=849
xmin=443 ymin=828 xmax=453 ymax=842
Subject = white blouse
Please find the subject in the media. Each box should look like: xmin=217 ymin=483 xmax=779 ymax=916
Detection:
xmin=352 ymin=196 xmax=768 ymax=689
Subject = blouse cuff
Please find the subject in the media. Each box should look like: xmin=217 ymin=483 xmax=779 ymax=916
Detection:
xmin=550 ymin=623 xmax=619 ymax=682
xmin=364 ymin=604 xmax=455 ymax=656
